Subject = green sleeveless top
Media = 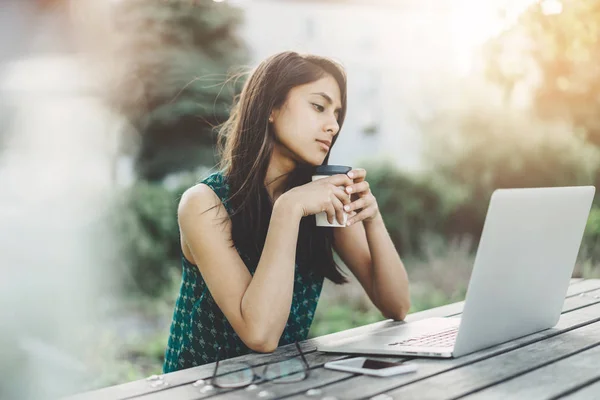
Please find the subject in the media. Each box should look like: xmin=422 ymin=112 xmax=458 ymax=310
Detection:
xmin=163 ymin=171 xmax=325 ymax=372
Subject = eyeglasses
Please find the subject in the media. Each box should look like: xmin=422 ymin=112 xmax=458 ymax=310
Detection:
xmin=204 ymin=341 xmax=310 ymax=389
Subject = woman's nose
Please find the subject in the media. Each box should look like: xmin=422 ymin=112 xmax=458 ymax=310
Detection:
xmin=325 ymin=118 xmax=339 ymax=135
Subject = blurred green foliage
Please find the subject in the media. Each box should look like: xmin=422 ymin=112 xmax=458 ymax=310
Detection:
xmin=108 ymin=172 xmax=200 ymax=297
xmin=309 ymin=304 xmax=386 ymax=338
xmin=364 ymin=123 xmax=600 ymax=261
xmin=107 ymin=0 xmax=248 ymax=180
xmin=363 ymin=162 xmax=468 ymax=257
xmin=417 ymin=106 xmax=600 ymax=242
xmin=582 ymin=207 xmax=600 ymax=264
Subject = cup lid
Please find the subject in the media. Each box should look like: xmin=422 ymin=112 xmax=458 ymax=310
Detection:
xmin=313 ymin=165 xmax=352 ymax=175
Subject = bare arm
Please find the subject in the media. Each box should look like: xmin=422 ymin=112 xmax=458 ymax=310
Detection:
xmin=362 ymin=215 xmax=410 ymax=320
xmin=178 ymin=174 xmax=352 ymax=352
xmin=179 ymin=184 xmax=302 ymax=352
xmin=333 ymin=216 xmax=411 ymax=320
xmin=333 ymin=168 xmax=410 ymax=320
xmin=239 ymin=197 xmax=303 ymax=350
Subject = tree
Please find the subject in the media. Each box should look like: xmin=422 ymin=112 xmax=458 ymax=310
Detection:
xmin=108 ymin=0 xmax=248 ymax=180
xmin=485 ymin=0 xmax=600 ymax=146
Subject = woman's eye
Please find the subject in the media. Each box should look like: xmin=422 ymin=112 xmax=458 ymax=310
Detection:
xmin=312 ymin=103 xmax=325 ymax=112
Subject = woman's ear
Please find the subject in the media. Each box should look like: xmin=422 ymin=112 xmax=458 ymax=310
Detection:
xmin=269 ymin=106 xmax=282 ymax=123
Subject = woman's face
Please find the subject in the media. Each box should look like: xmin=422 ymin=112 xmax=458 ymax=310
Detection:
xmin=270 ymin=74 xmax=342 ymax=166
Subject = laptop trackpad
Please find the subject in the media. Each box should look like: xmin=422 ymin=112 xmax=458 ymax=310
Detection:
xmin=371 ymin=317 xmax=460 ymax=338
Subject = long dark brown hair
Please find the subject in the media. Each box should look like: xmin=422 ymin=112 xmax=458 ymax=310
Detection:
xmin=216 ymin=51 xmax=349 ymax=284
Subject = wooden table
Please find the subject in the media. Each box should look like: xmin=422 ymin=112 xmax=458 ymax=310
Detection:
xmin=71 ymin=278 xmax=600 ymax=400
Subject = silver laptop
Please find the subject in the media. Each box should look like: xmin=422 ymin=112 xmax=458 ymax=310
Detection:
xmin=318 ymin=186 xmax=595 ymax=358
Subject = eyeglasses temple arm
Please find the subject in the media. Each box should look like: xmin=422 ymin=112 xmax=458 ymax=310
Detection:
xmin=211 ymin=347 xmax=222 ymax=382
xmin=295 ymin=342 xmax=310 ymax=369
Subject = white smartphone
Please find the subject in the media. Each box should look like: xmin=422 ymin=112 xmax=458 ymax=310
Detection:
xmin=324 ymin=357 xmax=418 ymax=377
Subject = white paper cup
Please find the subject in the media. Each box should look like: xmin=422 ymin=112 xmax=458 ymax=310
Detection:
xmin=311 ymin=165 xmax=352 ymax=228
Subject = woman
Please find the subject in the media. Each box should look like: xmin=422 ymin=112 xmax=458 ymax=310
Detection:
xmin=163 ymin=51 xmax=410 ymax=372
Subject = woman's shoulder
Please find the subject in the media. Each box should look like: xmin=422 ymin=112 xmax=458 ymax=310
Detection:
xmin=200 ymin=170 xmax=230 ymax=203
xmin=178 ymin=171 xmax=230 ymax=216
xmin=200 ymin=170 xmax=227 ymax=187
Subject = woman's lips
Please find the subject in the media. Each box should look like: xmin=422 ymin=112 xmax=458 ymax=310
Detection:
xmin=316 ymin=140 xmax=331 ymax=152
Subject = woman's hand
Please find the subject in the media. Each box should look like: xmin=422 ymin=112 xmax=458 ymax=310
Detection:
xmin=279 ymin=174 xmax=354 ymax=225
xmin=343 ymin=168 xmax=381 ymax=226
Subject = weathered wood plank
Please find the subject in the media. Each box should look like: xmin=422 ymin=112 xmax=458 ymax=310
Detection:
xmin=68 ymin=318 xmax=431 ymax=399
xmin=405 ymin=301 xmax=466 ymax=321
xmin=140 ymin=351 xmax=352 ymax=400
xmin=562 ymin=288 xmax=600 ymax=313
xmin=564 ymin=278 xmax=600 ymax=295
xmin=65 ymin=342 xmax=314 ymax=400
xmin=69 ymin=279 xmax=598 ymax=400
xmin=558 ymin=377 xmax=600 ymax=399
xmin=205 ymin=363 xmax=356 ymax=400
xmin=286 ymin=299 xmax=600 ymax=400
xmin=380 ymin=321 xmax=600 ymax=400
xmin=459 ymin=342 xmax=600 ymax=400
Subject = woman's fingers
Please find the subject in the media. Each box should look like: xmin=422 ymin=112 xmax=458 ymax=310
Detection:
xmin=332 ymin=185 xmax=351 ymax=205
xmin=327 ymin=174 xmax=354 ymax=188
xmin=344 ymin=196 xmax=369 ymax=212
xmin=347 ymin=206 xmax=376 ymax=226
xmin=324 ymin=199 xmax=336 ymax=225
xmin=330 ymin=194 xmax=347 ymax=225
xmin=321 ymin=180 xmax=353 ymax=224
xmin=345 ymin=180 xmax=370 ymax=195
xmin=347 ymin=168 xmax=366 ymax=181
xmin=325 ymin=193 xmax=348 ymax=225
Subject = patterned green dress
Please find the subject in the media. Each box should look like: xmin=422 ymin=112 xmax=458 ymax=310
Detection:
xmin=163 ymin=171 xmax=324 ymax=372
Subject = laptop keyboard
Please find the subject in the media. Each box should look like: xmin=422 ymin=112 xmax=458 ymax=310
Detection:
xmin=388 ymin=326 xmax=458 ymax=348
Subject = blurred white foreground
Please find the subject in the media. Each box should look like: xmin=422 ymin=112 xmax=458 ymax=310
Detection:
xmin=0 ymin=2 xmax=122 ymax=398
